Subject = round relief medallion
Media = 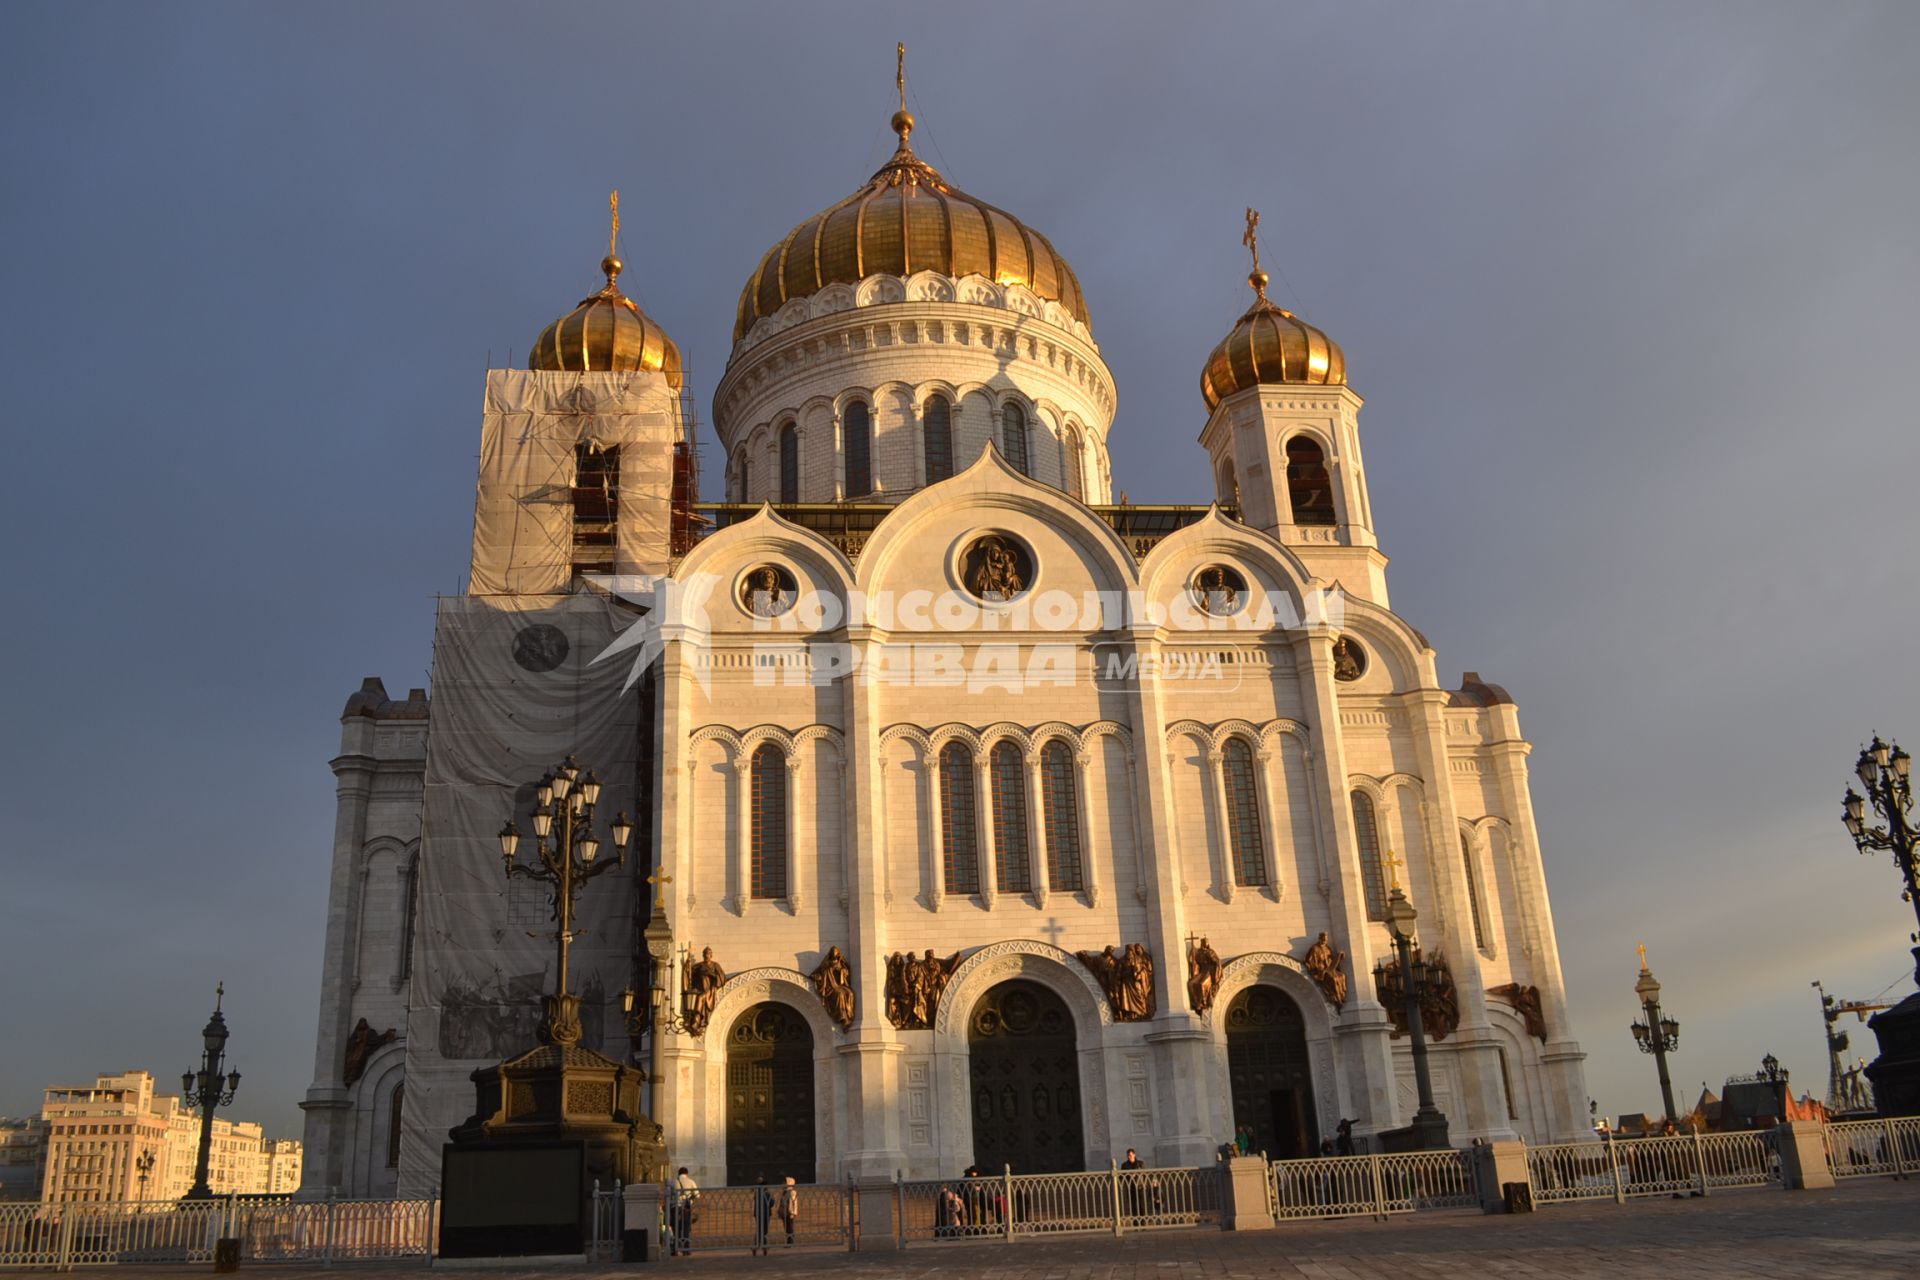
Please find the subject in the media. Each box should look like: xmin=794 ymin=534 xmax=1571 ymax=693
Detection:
xmin=511 ymin=623 xmax=570 ymax=673
xmin=959 ymin=533 xmax=1033 ymax=603
xmin=1189 ymin=564 xmax=1249 ymax=616
xmin=1332 ymin=635 xmax=1367 ymax=681
xmin=738 ymin=563 xmax=799 ymax=617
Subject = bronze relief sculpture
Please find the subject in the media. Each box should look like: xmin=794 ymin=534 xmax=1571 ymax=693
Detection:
xmin=1186 ymin=936 xmax=1222 ymax=1013
xmin=1300 ymin=931 xmax=1350 ymax=1009
xmin=1077 ymin=942 xmax=1156 ymax=1022
xmin=681 ymin=945 xmax=726 ymax=1037
xmin=808 ymin=945 xmax=856 ymax=1030
xmin=1488 ymin=982 xmax=1548 ymax=1043
xmin=342 ymin=1018 xmax=396 ymax=1087
xmin=884 ymin=948 xmax=961 ymax=1029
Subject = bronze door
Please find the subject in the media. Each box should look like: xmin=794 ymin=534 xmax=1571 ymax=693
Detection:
xmin=725 ymin=1002 xmax=816 ymax=1185
xmin=968 ymin=980 xmax=1083 ymax=1174
xmin=1226 ymin=986 xmax=1318 ymax=1159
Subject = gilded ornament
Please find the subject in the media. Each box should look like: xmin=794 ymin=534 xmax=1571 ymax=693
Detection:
xmin=1489 ymin=982 xmax=1548 ymax=1043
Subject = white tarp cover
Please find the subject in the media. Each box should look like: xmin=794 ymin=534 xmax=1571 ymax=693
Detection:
xmin=397 ymin=591 xmax=645 ymax=1194
xmin=470 ymin=369 xmax=680 ymax=595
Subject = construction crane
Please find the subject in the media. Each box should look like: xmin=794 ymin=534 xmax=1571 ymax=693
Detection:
xmin=1811 ymin=981 xmax=1891 ymax=1112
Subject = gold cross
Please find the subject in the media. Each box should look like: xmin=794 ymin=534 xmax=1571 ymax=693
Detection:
xmin=608 ymin=190 xmax=620 ymax=259
xmin=646 ymin=866 xmax=672 ymax=908
xmin=1243 ymin=207 xmax=1262 ymax=275
xmin=896 ymin=42 xmax=907 ymax=114
xmin=1637 ymin=941 xmax=1648 ymax=970
xmin=1381 ymin=847 xmax=1404 ymax=892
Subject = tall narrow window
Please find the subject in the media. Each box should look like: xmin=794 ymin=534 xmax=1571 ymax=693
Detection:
xmin=385 ymin=1084 xmax=404 ymax=1169
xmin=731 ymin=448 xmax=748 ymax=502
xmin=1285 ymin=435 xmax=1336 ymax=525
xmin=397 ymin=853 xmax=419 ymax=983
xmin=778 ymin=423 xmax=798 ymax=503
xmin=571 ymin=443 xmax=619 ymax=576
xmin=750 ymin=744 xmax=788 ymax=899
xmin=1039 ymin=740 xmax=1085 ymax=892
xmin=1496 ymin=1046 xmax=1518 ymax=1120
xmin=843 ymin=400 xmax=872 ymax=497
xmin=1064 ymin=427 xmax=1084 ymax=499
xmin=939 ymin=742 xmax=979 ymax=894
xmin=1352 ymin=790 xmax=1388 ymax=921
xmin=1222 ymin=739 xmax=1268 ymax=887
xmin=924 ymin=395 xmax=954 ymax=484
xmin=1218 ymin=459 xmax=1239 ymax=508
xmin=1001 ymin=402 xmax=1030 ymax=475
xmin=989 ymin=741 xmax=1031 ymax=892
xmin=1461 ymin=832 xmax=1488 ymax=952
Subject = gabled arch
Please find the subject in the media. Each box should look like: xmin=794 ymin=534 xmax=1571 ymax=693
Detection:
xmin=671 ymin=502 xmax=857 ymax=611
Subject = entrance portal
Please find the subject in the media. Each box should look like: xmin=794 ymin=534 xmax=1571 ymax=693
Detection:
xmin=1226 ymin=985 xmax=1318 ymax=1159
xmin=725 ymin=1002 xmax=816 ymax=1185
xmin=967 ymin=980 xmax=1083 ymax=1174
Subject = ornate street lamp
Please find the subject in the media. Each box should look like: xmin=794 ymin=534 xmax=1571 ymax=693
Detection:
xmin=498 ymin=755 xmax=632 ymax=1046
xmin=1842 ymin=734 xmax=1920 ymax=983
xmin=1370 ymin=856 xmax=1451 ymax=1150
xmin=180 ymin=984 xmax=241 ymax=1200
xmin=1630 ymin=944 xmax=1681 ymax=1124
xmin=135 ymin=1148 xmax=155 ymax=1201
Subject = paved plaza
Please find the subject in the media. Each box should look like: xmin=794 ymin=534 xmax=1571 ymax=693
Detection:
xmin=91 ymin=1179 xmax=1920 ymax=1279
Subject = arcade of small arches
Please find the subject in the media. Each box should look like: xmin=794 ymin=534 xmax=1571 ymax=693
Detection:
xmin=726 ymin=384 xmax=1106 ymax=505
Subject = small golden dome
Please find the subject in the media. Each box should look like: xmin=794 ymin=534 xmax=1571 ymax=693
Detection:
xmin=1199 ymin=297 xmax=1346 ymax=409
xmin=530 ymin=254 xmax=684 ymax=385
xmin=733 ymin=112 xmax=1088 ymax=344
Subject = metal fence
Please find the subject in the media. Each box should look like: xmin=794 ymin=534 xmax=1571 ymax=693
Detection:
xmin=1825 ymin=1117 xmax=1920 ymax=1179
xmin=663 ymin=1179 xmax=853 ymax=1256
xmin=1269 ymin=1150 xmax=1477 ymax=1221
xmin=1525 ymin=1131 xmax=1776 ymax=1205
xmin=0 ymin=1195 xmax=436 ymax=1270
xmin=895 ymin=1164 xmax=1219 ymax=1245
xmin=586 ymin=1181 xmax=623 ymax=1263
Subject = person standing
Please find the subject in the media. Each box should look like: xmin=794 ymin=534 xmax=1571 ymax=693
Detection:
xmin=672 ymin=1167 xmax=699 ymax=1256
xmin=780 ymin=1176 xmax=798 ymax=1246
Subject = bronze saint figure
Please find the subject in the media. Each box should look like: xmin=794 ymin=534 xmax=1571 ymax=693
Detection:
xmin=1186 ymin=936 xmax=1222 ymax=1013
xmin=808 ymin=945 xmax=855 ymax=1029
xmin=682 ymin=946 xmax=726 ymax=1037
xmin=1077 ymin=942 xmax=1156 ymax=1022
xmin=1301 ymin=931 xmax=1350 ymax=1009
xmin=1488 ymin=982 xmax=1547 ymax=1043
xmin=883 ymin=948 xmax=961 ymax=1029
xmin=342 ymin=1017 xmax=396 ymax=1087
xmin=969 ymin=536 xmax=1025 ymax=600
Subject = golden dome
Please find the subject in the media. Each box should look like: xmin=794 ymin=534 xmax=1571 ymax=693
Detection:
xmin=733 ymin=111 xmax=1089 ymax=343
xmin=1201 ymin=210 xmax=1345 ymax=410
xmin=530 ymin=253 xmax=684 ymax=385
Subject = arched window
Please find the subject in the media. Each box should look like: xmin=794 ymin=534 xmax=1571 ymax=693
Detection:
xmin=1351 ymin=790 xmax=1388 ymax=920
xmin=989 ymin=741 xmax=1031 ymax=892
xmin=750 ymin=744 xmax=788 ymax=899
xmin=1461 ymin=832 xmax=1488 ymax=952
xmin=778 ymin=423 xmax=798 ymax=503
xmin=385 ymin=1083 xmax=404 ymax=1169
xmin=923 ymin=395 xmax=954 ymax=485
xmin=1218 ymin=458 xmax=1239 ymax=508
xmin=1063 ymin=427 xmax=1084 ymax=499
xmin=1039 ymin=740 xmax=1084 ymax=892
xmin=1222 ymin=739 xmax=1268 ymax=887
xmin=730 ymin=448 xmax=748 ymax=502
xmin=1001 ymin=402 xmax=1030 ymax=475
xmin=938 ymin=742 xmax=979 ymax=894
xmin=843 ymin=400 xmax=872 ymax=497
xmin=1285 ymin=436 xmax=1336 ymax=525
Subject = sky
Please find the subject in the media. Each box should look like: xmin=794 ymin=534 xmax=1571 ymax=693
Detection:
xmin=1 ymin=1 xmax=1917 ymax=1141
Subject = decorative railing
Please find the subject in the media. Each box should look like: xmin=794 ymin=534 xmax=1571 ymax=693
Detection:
xmin=1525 ymin=1131 xmax=1776 ymax=1204
xmin=1269 ymin=1150 xmax=1477 ymax=1221
xmin=1825 ymin=1116 xmax=1920 ymax=1179
xmin=895 ymin=1164 xmax=1220 ymax=1245
xmin=661 ymin=1179 xmax=853 ymax=1256
xmin=0 ymin=1195 xmax=436 ymax=1270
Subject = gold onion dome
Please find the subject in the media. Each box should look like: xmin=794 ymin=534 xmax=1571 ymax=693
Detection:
xmin=734 ymin=82 xmax=1089 ymax=343
xmin=529 ymin=250 xmax=684 ymax=386
xmin=1200 ymin=210 xmax=1345 ymax=410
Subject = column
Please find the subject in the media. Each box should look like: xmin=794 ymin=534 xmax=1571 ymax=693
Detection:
xmin=924 ymin=749 xmax=945 ymax=910
xmin=731 ymin=751 xmax=751 ymax=915
xmin=1074 ymin=749 xmax=1102 ymax=906
xmin=975 ymin=755 xmax=996 ymax=909
xmin=1252 ymin=748 xmax=1283 ymax=899
xmin=1205 ymin=747 xmax=1236 ymax=903
xmin=787 ymin=751 xmax=807 ymax=910
xmin=1026 ymin=750 xmax=1048 ymax=907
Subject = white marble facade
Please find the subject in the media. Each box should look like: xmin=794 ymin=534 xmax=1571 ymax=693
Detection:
xmin=300 ymin=112 xmax=1589 ymax=1197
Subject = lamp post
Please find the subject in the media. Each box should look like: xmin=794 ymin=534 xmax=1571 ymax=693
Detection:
xmin=1842 ymin=734 xmax=1920 ymax=983
xmin=622 ymin=863 xmax=691 ymax=1111
xmin=497 ymin=755 xmax=633 ymax=1047
xmin=1629 ymin=944 xmax=1681 ymax=1124
xmin=180 ymin=984 xmax=240 ymax=1200
xmin=135 ymin=1148 xmax=155 ymax=1201
xmin=1370 ymin=864 xmax=1450 ymax=1150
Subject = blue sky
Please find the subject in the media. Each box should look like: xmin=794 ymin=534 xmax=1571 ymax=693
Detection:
xmin=2 ymin=1 xmax=1917 ymax=1138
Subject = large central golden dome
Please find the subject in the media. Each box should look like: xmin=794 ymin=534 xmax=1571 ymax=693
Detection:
xmin=734 ymin=112 xmax=1089 ymax=344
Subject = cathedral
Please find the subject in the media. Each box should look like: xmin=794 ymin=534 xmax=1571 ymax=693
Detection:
xmin=299 ymin=67 xmax=1589 ymax=1198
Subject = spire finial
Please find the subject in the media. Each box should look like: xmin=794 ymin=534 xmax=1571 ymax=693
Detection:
xmin=214 ymin=981 xmax=225 ymax=1011
xmin=601 ymin=190 xmax=623 ymax=287
xmin=891 ymin=41 xmax=916 ymax=149
xmin=1243 ymin=207 xmax=1269 ymax=302
xmin=1637 ymin=941 xmax=1649 ymax=971
xmin=1382 ymin=847 xmax=1403 ymax=893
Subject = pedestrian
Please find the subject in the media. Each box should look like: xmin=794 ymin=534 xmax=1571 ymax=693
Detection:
xmin=937 ymin=1183 xmax=963 ymax=1238
xmin=672 ymin=1166 xmax=699 ymax=1256
xmin=1336 ymin=1118 xmax=1355 ymax=1157
xmin=780 ymin=1176 xmax=798 ymax=1246
xmin=1119 ymin=1147 xmax=1145 ymax=1218
xmin=752 ymin=1174 xmax=772 ymax=1255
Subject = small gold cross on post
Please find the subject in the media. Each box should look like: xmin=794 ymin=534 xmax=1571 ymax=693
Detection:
xmin=1381 ymin=847 xmax=1404 ymax=893
xmin=646 ymin=866 xmax=673 ymax=909
xmin=1637 ymin=941 xmax=1648 ymax=971
xmin=608 ymin=190 xmax=620 ymax=260
xmin=1243 ymin=207 xmax=1268 ymax=302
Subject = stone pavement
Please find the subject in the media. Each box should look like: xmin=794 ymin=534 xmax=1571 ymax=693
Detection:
xmin=111 ymin=1180 xmax=1919 ymax=1279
